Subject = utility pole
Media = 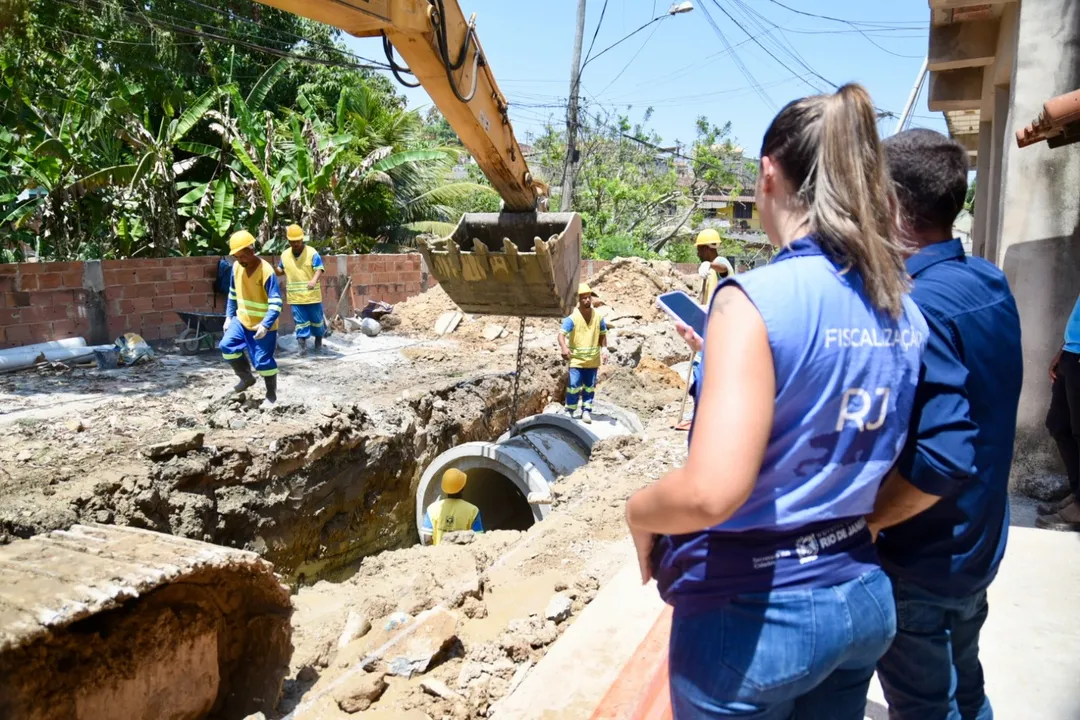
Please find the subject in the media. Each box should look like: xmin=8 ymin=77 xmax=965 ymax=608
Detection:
xmin=560 ymin=0 xmax=587 ymax=212
xmin=894 ymin=57 xmax=928 ymax=136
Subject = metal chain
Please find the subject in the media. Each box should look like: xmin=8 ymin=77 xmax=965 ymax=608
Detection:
xmin=506 ymin=316 xmax=560 ymax=477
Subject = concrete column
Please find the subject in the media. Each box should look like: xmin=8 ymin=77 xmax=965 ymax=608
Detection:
xmin=972 ymin=122 xmax=993 ymax=259
xmin=81 ymin=260 xmax=109 ymax=346
xmin=996 ymin=0 xmax=1080 ymax=482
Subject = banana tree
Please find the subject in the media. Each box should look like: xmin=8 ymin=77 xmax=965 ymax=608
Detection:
xmin=107 ymin=84 xmax=231 ymax=254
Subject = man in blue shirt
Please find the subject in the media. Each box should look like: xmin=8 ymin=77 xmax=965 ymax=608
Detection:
xmin=1038 ymin=298 xmax=1080 ymax=530
xmin=868 ymin=129 xmax=1023 ymax=720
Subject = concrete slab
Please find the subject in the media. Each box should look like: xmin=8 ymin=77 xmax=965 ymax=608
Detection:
xmin=492 ymin=546 xmax=666 ymax=720
xmin=868 ymin=524 xmax=1080 ymax=719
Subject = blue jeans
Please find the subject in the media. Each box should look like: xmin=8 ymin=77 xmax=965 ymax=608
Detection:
xmin=566 ymin=367 xmax=598 ymax=410
xmin=669 ymin=568 xmax=896 ymax=719
xmin=876 ymin=579 xmax=992 ymax=720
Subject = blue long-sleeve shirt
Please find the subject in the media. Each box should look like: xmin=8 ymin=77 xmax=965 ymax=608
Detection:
xmin=877 ymin=239 xmax=1023 ymax=598
xmin=225 ymin=264 xmax=282 ymax=329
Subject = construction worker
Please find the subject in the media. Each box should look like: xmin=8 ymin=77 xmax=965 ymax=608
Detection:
xmin=694 ymin=228 xmax=736 ymax=307
xmin=420 ymin=468 xmax=483 ymax=545
xmin=220 ymin=230 xmax=282 ymax=408
xmin=558 ymin=283 xmax=608 ymax=423
xmin=276 ymin=223 xmax=325 ymax=356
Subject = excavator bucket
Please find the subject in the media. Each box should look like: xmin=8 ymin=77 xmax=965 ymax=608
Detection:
xmin=417 ymin=212 xmax=583 ymax=317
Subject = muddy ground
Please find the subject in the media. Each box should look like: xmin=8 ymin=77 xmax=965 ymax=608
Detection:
xmin=0 ymin=257 xmax=698 ymax=719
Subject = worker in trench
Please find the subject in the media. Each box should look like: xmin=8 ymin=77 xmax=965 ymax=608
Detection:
xmin=220 ymin=230 xmax=282 ymax=409
xmin=558 ymin=283 xmax=608 ymax=424
xmin=420 ymin=469 xmax=484 ymax=545
xmin=275 ymin=223 xmax=326 ymax=357
xmin=626 ymin=84 xmax=928 ymax=718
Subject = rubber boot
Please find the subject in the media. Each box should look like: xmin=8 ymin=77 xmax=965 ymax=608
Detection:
xmin=297 ymin=337 xmax=308 ymax=357
xmin=230 ymin=357 xmax=256 ymax=393
xmin=314 ymin=335 xmax=323 ymax=354
xmin=261 ymin=374 xmax=277 ymax=409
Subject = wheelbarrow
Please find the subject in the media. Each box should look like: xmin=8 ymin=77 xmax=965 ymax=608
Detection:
xmin=176 ymin=311 xmax=227 ymax=355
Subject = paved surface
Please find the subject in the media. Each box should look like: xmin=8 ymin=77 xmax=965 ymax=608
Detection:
xmin=502 ymin=499 xmax=1080 ymax=720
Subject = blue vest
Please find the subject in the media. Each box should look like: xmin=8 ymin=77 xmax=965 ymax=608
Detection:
xmin=654 ymin=237 xmax=928 ymax=611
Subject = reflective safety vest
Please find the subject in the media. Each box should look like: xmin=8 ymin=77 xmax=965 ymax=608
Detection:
xmin=563 ymin=309 xmax=605 ymax=369
xmin=233 ymin=260 xmax=281 ymax=331
xmin=425 ymin=498 xmax=482 ymax=545
xmin=281 ymin=245 xmax=322 ymax=305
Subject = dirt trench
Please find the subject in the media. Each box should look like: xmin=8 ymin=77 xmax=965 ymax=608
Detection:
xmin=8 ymin=350 xmax=564 ymax=586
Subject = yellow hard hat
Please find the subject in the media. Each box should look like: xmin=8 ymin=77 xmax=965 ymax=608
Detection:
xmin=286 ymin=224 xmax=305 ymax=242
xmin=441 ymin=468 xmax=467 ymax=494
xmin=228 ymin=230 xmax=256 ymax=255
xmin=578 ymin=282 xmax=592 ymax=296
xmin=695 ymin=228 xmax=721 ymax=247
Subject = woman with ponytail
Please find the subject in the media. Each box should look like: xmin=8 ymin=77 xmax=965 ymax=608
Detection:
xmin=626 ymin=84 xmax=928 ymax=718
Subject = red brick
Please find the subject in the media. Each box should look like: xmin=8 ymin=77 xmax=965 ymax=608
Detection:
xmin=16 ymin=263 xmax=44 ymax=274
xmin=137 ymin=268 xmax=167 ymax=283
xmin=0 ymin=277 xmax=13 ymax=293
xmin=3 ymin=324 xmax=32 ymax=347
xmin=135 ymin=284 xmax=157 ymax=298
xmin=43 ymin=305 xmax=69 ymax=322
xmin=37 ymin=273 xmax=62 ymax=290
xmin=131 ymin=297 xmax=154 ymax=313
xmin=139 ymin=326 xmax=162 ymax=341
xmin=50 ymin=319 xmax=78 ymax=337
xmin=18 ymin=274 xmax=39 ymax=291
xmin=27 ymin=322 xmax=52 ymax=343
xmin=141 ymin=311 xmax=163 ymax=326
xmin=0 ymin=308 xmax=19 ymax=325
xmin=172 ymin=281 xmax=193 ymax=295
xmin=0 ymin=264 xmax=15 ymax=276
xmin=188 ymin=293 xmax=214 ymax=309
xmin=60 ymin=271 xmax=82 ymax=288
xmin=166 ymin=267 xmax=187 ymax=280
xmin=152 ymin=295 xmax=174 ymax=311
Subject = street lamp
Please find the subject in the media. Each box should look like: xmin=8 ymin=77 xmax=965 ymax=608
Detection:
xmin=582 ymin=2 xmax=695 ymax=69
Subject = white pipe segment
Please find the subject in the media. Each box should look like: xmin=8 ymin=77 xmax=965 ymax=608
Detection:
xmin=415 ymin=402 xmax=642 ymax=540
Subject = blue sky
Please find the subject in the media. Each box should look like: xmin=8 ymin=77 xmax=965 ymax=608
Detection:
xmin=345 ymin=0 xmax=945 ymax=153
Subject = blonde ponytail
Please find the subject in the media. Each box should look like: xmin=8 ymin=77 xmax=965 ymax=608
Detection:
xmin=760 ymin=84 xmax=909 ymax=317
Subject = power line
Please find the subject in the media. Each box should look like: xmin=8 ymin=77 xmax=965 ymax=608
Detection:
xmin=762 ymin=0 xmax=927 ymax=28
xmin=593 ymin=13 xmax=663 ymax=99
xmin=762 ymin=0 xmax=926 ymax=59
xmin=582 ymin=0 xmax=610 ymax=67
xmin=697 ymin=1 xmax=777 ymax=110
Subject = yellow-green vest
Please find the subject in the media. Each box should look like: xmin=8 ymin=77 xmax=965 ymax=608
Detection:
xmin=565 ymin=308 xmax=605 ymax=369
xmin=233 ymin=260 xmax=280 ymax=331
xmin=281 ymin=245 xmax=322 ymax=305
xmin=426 ymin=498 xmax=480 ymax=545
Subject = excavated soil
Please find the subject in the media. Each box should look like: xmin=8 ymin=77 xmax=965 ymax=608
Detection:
xmin=0 ymin=256 xmax=699 ymax=719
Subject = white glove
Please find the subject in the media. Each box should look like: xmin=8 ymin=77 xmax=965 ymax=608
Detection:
xmin=698 ymin=260 xmax=712 ymax=278
xmin=253 ymin=325 xmax=268 ymax=341
xmin=223 ymin=316 xmax=233 ymax=332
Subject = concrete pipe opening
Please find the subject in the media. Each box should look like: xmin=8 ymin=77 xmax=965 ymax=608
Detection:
xmin=416 ymin=403 xmax=642 ymax=541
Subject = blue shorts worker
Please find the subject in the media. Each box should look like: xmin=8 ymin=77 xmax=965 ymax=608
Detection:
xmin=291 ymin=303 xmax=325 ymax=339
xmin=566 ymin=367 xmax=599 ymax=411
xmin=219 ymin=320 xmax=278 ymax=376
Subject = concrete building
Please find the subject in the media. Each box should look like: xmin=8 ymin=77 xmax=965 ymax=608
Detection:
xmin=928 ymin=0 xmax=1080 ymax=480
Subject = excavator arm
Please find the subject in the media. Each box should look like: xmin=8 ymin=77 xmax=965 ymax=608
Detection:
xmin=252 ymin=0 xmax=583 ymax=316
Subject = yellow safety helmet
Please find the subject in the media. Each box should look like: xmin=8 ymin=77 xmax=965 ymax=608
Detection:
xmin=578 ymin=282 xmax=592 ymax=296
xmin=286 ymin=224 xmax=305 ymax=242
xmin=695 ymin=228 xmax=721 ymax=247
xmin=441 ymin=468 xmax=468 ymax=494
xmin=228 ymin=230 xmax=256 ymax=255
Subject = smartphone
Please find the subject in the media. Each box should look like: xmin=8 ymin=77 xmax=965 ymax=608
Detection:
xmin=656 ymin=291 xmax=707 ymax=340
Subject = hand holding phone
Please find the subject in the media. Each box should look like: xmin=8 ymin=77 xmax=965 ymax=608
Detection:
xmin=657 ymin=291 xmax=707 ymax=342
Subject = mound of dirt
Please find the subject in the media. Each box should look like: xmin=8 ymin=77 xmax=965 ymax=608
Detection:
xmin=588 ymin=257 xmax=697 ymax=324
xmin=597 ymin=354 xmax=686 ymax=419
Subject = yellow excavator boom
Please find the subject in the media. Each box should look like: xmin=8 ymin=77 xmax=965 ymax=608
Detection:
xmin=253 ymin=0 xmax=583 ymax=317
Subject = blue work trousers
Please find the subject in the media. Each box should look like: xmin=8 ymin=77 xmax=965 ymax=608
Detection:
xmin=219 ymin=321 xmax=278 ymax=376
xmin=566 ymin=367 xmax=598 ymax=411
xmin=876 ymin=578 xmax=992 ymax=720
xmin=669 ymin=568 xmax=896 ymax=719
xmin=292 ymin=302 xmax=325 ymax=339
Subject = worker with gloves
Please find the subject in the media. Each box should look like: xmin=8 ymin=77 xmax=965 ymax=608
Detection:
xmin=694 ymin=228 xmax=736 ymax=306
xmin=275 ymin=223 xmax=326 ymax=356
xmin=220 ymin=230 xmax=282 ymax=408
xmin=421 ymin=468 xmax=484 ymax=545
xmin=558 ymin=283 xmax=608 ymax=423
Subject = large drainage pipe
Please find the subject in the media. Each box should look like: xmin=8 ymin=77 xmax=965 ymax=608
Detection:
xmin=415 ymin=402 xmax=643 ymax=539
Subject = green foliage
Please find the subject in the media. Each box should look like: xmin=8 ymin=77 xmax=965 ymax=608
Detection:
xmin=965 ymin=179 xmax=976 ymax=213
xmin=663 ymin=240 xmax=698 ymax=264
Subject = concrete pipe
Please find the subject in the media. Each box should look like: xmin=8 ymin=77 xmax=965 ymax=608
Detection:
xmin=415 ymin=401 xmax=642 ymax=540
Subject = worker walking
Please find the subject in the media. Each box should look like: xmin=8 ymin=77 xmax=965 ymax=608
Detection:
xmin=558 ymin=283 xmax=608 ymax=423
xmin=220 ymin=230 xmax=283 ymax=408
xmin=276 ymin=223 xmax=326 ymax=356
xmin=420 ymin=469 xmax=483 ymax=545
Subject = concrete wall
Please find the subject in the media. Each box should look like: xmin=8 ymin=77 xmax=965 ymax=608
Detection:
xmin=0 ymin=253 xmax=434 ymax=348
xmin=997 ymin=0 xmax=1080 ymax=476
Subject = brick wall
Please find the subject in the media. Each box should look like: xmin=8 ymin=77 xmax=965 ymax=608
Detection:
xmin=0 ymin=253 xmax=435 ymax=349
xmin=0 ymin=254 xmax=699 ymax=350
